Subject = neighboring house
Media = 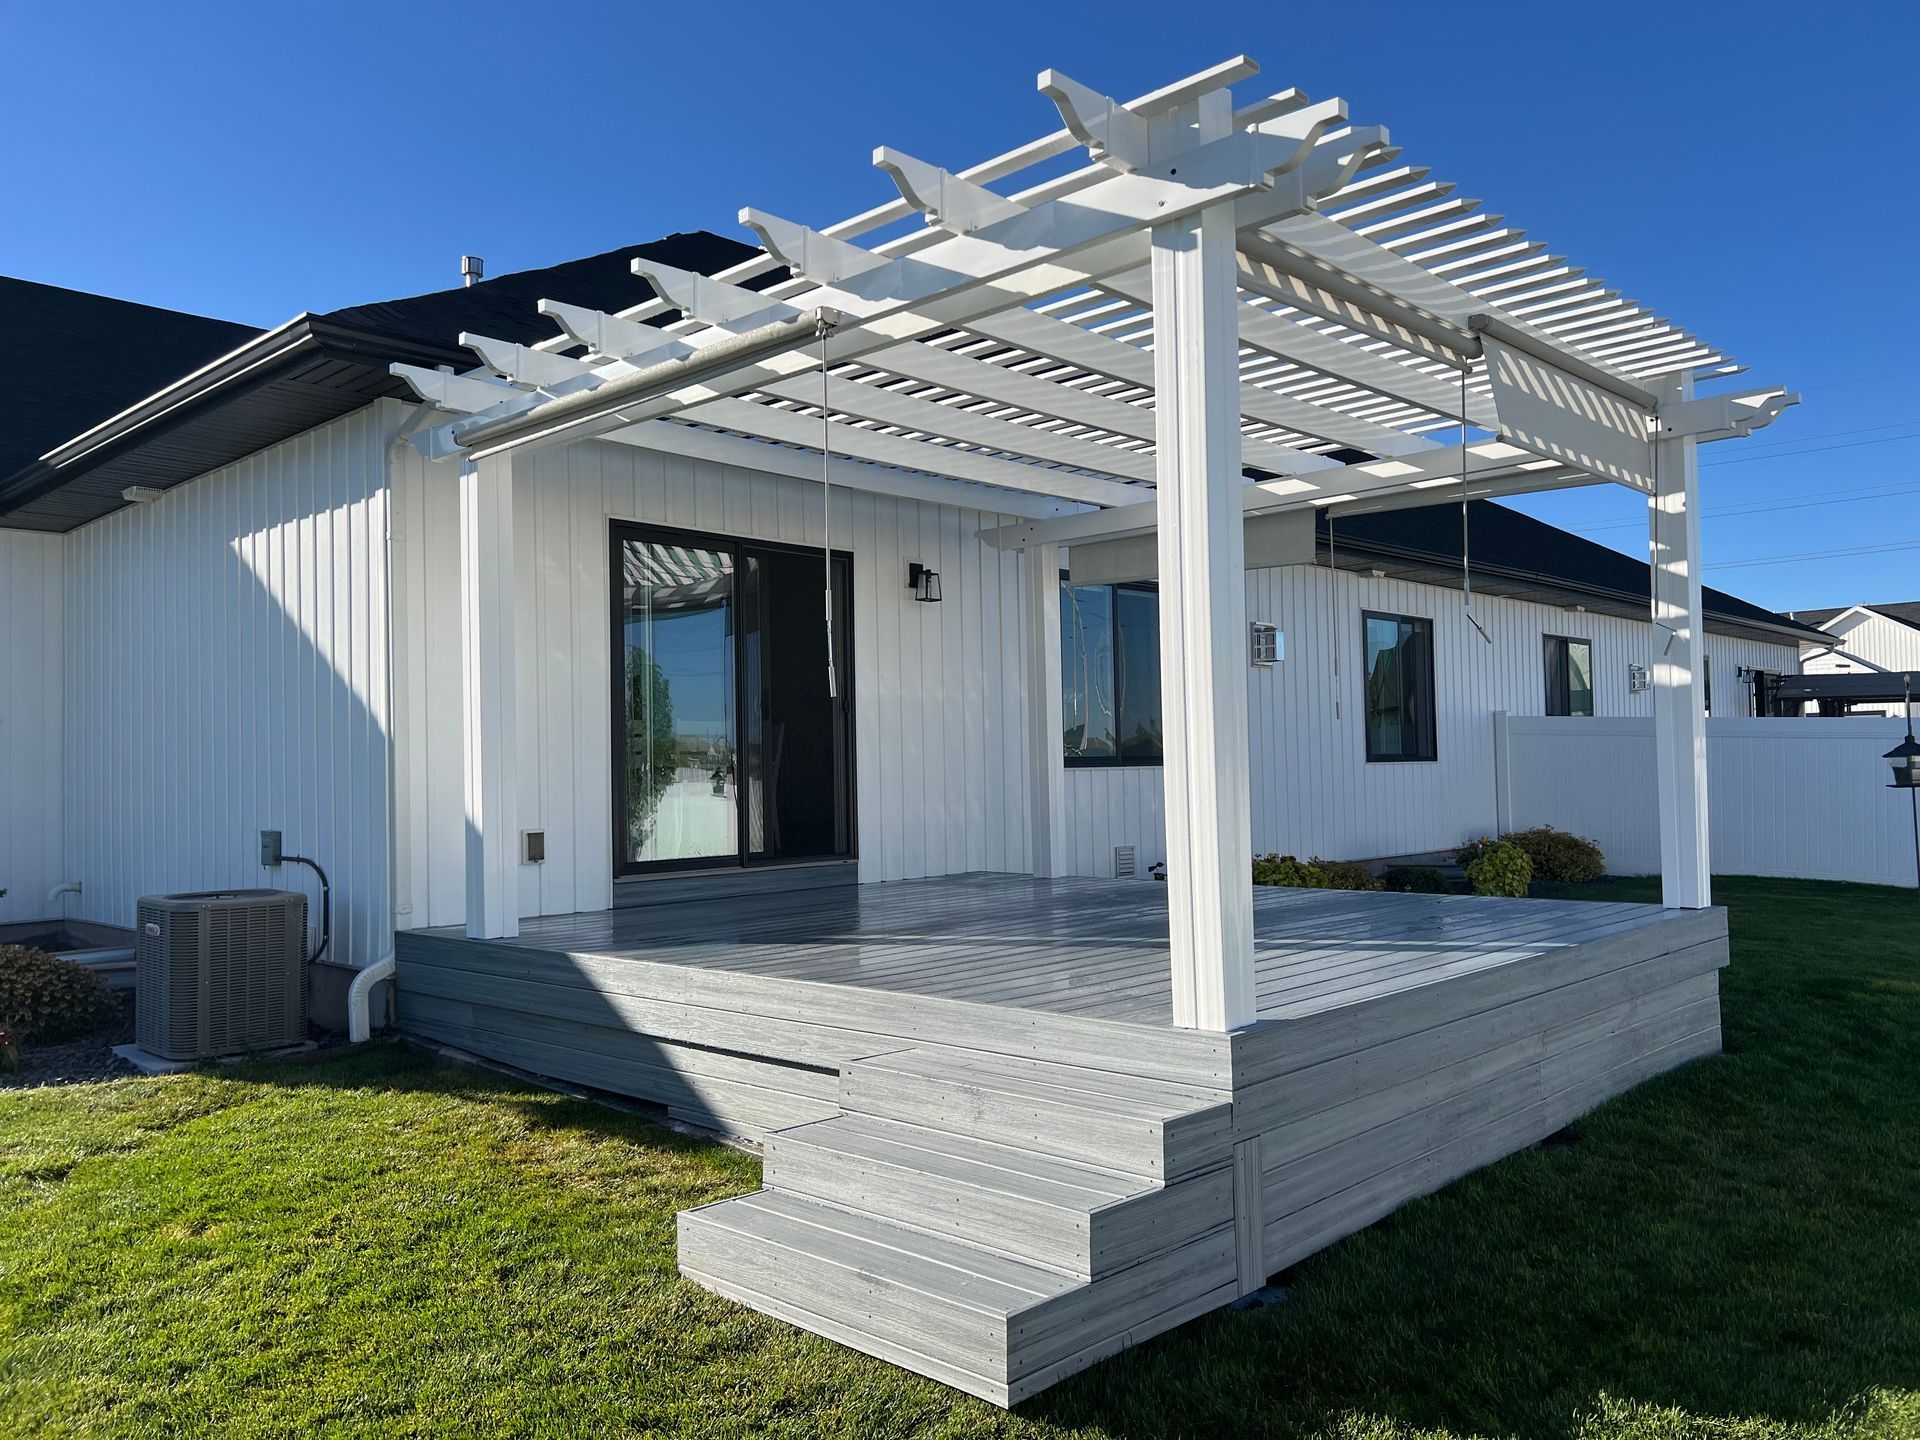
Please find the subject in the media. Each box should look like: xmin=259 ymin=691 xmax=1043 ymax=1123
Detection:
xmin=0 ymin=63 xmax=1810 ymax=1404
xmin=1786 ymin=602 xmax=1920 ymax=715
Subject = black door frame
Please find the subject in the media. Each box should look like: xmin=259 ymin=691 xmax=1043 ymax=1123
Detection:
xmin=609 ymin=520 xmax=856 ymax=878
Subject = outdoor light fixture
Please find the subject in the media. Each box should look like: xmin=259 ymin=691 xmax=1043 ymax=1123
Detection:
xmin=1249 ymin=621 xmax=1280 ymax=667
xmin=1887 ymin=729 xmax=1920 ymax=790
xmin=906 ymin=561 xmax=942 ymax=603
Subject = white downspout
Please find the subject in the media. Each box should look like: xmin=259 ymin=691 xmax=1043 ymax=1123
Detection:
xmin=349 ymin=410 xmax=423 ymax=1045
xmin=347 ymin=954 xmax=393 ymax=1043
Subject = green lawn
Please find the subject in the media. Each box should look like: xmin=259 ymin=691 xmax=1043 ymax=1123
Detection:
xmin=2 ymin=877 xmax=1916 ymax=1439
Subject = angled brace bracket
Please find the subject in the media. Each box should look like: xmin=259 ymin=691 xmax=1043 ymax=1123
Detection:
xmin=873 ymin=146 xmax=1026 ymax=234
xmin=630 ymin=264 xmax=818 ymax=345
xmin=629 ymin=257 xmax=803 ymax=332
xmin=459 ymin=333 xmax=594 ymax=388
xmin=1245 ymin=97 xmax=1351 ymax=176
xmin=740 ymin=208 xmax=889 ymax=288
xmin=1037 ymin=68 xmax=1152 ymax=172
xmin=1658 ymin=388 xmax=1800 ymax=442
xmin=390 ymin=363 xmax=527 ymax=414
xmin=1288 ymin=125 xmax=1393 ymax=206
xmin=537 ymin=299 xmax=687 ymax=365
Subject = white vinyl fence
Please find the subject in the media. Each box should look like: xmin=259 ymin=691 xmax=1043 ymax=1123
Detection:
xmin=1493 ymin=713 xmax=1919 ymax=889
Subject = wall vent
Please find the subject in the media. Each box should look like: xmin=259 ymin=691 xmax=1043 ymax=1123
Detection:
xmin=1113 ymin=845 xmax=1137 ymax=879
xmin=1250 ymin=621 xmax=1280 ymax=666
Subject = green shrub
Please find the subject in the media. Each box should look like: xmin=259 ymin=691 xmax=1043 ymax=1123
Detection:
xmin=1461 ymin=838 xmax=1533 ymax=898
xmin=0 ymin=945 xmax=117 ymax=1043
xmin=1252 ymin=853 xmax=1328 ymax=888
xmin=1381 ymin=865 xmax=1450 ymax=894
xmin=1314 ymin=858 xmax=1383 ymax=892
xmin=1501 ymin=826 xmax=1605 ymax=884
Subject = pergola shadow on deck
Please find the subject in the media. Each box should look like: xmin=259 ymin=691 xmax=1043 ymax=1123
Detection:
xmin=395 ymin=874 xmax=1727 ymax=1405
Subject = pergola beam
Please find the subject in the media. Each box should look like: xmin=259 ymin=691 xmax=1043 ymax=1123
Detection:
xmin=979 ymin=441 xmax=1588 ymax=549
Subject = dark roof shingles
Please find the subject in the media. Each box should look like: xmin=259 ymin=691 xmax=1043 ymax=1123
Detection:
xmin=0 ymin=277 xmax=260 ymax=479
xmin=1322 ymin=501 xmax=1822 ymax=639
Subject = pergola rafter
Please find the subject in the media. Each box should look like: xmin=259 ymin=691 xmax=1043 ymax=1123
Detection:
xmin=398 ymin=55 xmax=1798 ymax=1036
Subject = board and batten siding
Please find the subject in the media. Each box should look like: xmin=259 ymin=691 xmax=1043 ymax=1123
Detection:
xmin=1063 ymin=562 xmax=1800 ymax=876
xmin=56 ymin=402 xmax=403 ymax=966
xmin=0 ymin=530 xmax=66 ymax=925
xmin=1804 ymin=610 xmax=1920 ymax=677
xmin=391 ymin=436 xmax=1042 ymax=929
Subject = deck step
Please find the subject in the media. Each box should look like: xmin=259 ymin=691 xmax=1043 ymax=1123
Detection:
xmin=766 ymin=1112 xmax=1232 ymax=1278
xmin=678 ymin=1190 xmax=1237 ymax=1406
xmin=838 ymin=1047 xmax=1232 ymax=1181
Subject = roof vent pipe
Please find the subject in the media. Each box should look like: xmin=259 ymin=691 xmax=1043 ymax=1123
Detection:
xmin=461 ymin=255 xmax=484 ymax=287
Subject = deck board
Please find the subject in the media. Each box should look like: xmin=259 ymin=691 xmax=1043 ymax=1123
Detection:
xmin=413 ymin=874 xmax=1683 ymax=1030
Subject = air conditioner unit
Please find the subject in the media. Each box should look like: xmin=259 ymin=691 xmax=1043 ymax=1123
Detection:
xmin=136 ymin=889 xmax=309 ymax=1060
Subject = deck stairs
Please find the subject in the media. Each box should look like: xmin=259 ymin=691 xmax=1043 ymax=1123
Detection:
xmin=678 ymin=1046 xmax=1239 ymax=1405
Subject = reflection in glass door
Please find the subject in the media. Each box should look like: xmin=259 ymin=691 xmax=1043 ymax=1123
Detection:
xmin=615 ymin=537 xmax=738 ymax=868
xmin=613 ymin=524 xmax=855 ymax=876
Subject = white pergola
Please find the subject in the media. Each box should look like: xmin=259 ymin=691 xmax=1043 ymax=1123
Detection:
xmin=400 ymin=57 xmax=1794 ymax=1032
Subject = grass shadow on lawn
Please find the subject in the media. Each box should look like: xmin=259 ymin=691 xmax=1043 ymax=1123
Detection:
xmin=0 ymin=876 xmax=1914 ymax=1439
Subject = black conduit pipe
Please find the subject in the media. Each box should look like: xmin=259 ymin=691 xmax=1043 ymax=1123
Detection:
xmin=282 ymin=854 xmax=331 ymax=964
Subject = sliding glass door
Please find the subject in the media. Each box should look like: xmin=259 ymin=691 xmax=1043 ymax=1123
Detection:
xmin=613 ymin=524 xmax=853 ymax=876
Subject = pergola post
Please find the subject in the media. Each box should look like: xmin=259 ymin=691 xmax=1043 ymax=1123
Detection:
xmin=461 ymin=451 xmax=521 ymax=939
xmin=1152 ymin=90 xmax=1256 ymax=1032
xmin=1650 ymin=373 xmax=1711 ymax=908
xmin=1026 ymin=541 xmax=1066 ymax=878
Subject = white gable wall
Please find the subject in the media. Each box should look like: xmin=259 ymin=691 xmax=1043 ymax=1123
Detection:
xmin=1805 ymin=609 xmax=1920 ymax=678
xmin=0 ymin=530 xmax=66 ymax=925
xmin=53 ymin=402 xmax=403 ymax=966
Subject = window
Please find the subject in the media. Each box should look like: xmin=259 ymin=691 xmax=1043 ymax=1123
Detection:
xmin=1544 ymin=635 xmax=1594 ymax=717
xmin=1062 ymin=580 xmax=1162 ymax=764
xmin=1363 ymin=611 xmax=1437 ymax=762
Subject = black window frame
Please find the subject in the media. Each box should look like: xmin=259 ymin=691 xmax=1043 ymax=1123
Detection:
xmin=609 ymin=520 xmax=857 ymax=878
xmin=1543 ymin=633 xmax=1595 ymax=718
xmin=1061 ymin=578 xmax=1164 ymax=768
xmin=1361 ymin=609 xmax=1438 ymax=764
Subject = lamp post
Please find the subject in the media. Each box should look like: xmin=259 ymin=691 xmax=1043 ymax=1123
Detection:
xmin=1888 ymin=679 xmax=1920 ymax=899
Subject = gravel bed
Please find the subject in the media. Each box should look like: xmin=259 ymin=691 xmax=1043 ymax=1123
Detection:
xmin=2 ymin=993 xmax=138 ymax=1091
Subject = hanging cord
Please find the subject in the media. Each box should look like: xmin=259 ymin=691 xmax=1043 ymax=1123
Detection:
xmin=817 ymin=312 xmax=839 ymax=698
xmin=1460 ymin=362 xmax=1492 ymax=645
xmin=1327 ymin=514 xmax=1341 ymax=720
xmin=1649 ymin=407 xmax=1678 ymax=656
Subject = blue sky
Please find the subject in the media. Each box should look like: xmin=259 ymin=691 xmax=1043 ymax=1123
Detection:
xmin=4 ymin=1 xmax=1915 ymax=613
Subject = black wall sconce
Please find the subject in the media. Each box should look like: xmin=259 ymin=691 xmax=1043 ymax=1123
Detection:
xmin=906 ymin=561 xmax=942 ymax=603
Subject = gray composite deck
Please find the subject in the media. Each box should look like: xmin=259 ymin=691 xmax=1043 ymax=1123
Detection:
xmin=415 ymin=872 xmax=1690 ymax=1026
xmin=394 ymin=873 xmax=1728 ymax=1406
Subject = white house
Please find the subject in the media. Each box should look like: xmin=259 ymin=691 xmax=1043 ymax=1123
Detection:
xmin=1786 ymin=602 xmax=1920 ymax=716
xmin=0 ymin=59 xmax=1809 ymax=1403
